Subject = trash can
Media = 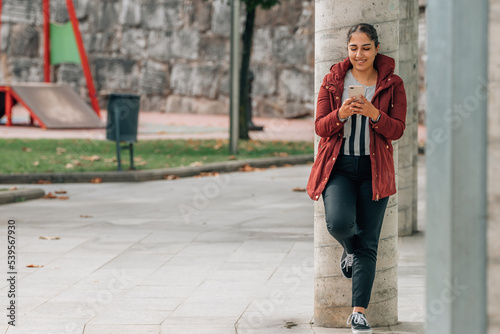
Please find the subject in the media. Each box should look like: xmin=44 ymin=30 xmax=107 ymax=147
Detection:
xmin=106 ymin=93 xmax=140 ymax=170
xmin=106 ymin=93 xmax=140 ymax=142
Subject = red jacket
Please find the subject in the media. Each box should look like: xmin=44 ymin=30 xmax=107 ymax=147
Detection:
xmin=307 ymin=54 xmax=407 ymax=201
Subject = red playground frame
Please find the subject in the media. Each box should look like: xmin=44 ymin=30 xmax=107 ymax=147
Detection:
xmin=0 ymin=0 xmax=101 ymax=127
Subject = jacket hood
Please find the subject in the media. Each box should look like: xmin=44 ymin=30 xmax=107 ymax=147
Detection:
xmin=329 ymin=53 xmax=395 ymax=85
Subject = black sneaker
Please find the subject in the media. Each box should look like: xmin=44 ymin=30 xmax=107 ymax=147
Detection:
xmin=347 ymin=312 xmax=372 ymax=333
xmin=340 ymin=249 xmax=354 ymax=279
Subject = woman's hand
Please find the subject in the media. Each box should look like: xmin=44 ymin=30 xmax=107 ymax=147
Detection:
xmin=350 ymin=95 xmax=381 ymax=121
xmin=338 ymin=97 xmax=357 ymax=120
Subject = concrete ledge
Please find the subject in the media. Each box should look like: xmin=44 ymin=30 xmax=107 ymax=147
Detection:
xmin=0 ymin=154 xmax=314 ymax=184
xmin=0 ymin=188 xmax=45 ymax=205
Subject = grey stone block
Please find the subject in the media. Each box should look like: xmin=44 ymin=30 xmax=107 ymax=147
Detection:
xmin=252 ymin=64 xmax=277 ymax=96
xmin=283 ymin=102 xmax=313 ymax=119
xmin=199 ymin=35 xmax=229 ymax=62
xmin=55 ymin=63 xmax=86 ymax=91
xmin=0 ymin=23 xmax=10 ymax=53
xmin=166 ymin=95 xmax=228 ymax=115
xmin=142 ymin=0 xmax=183 ymax=31
xmin=8 ymin=24 xmax=39 ymax=57
xmin=253 ymin=28 xmax=273 ymax=63
xmin=171 ymin=63 xmax=220 ymax=99
xmin=1 ymin=0 xmax=42 ymax=24
xmin=147 ymin=30 xmax=173 ymax=61
xmin=119 ymin=0 xmax=142 ymax=26
xmin=120 ymin=29 xmax=147 ymax=57
xmin=272 ymin=27 xmax=309 ymax=65
xmin=194 ymin=0 xmax=212 ymax=32
xmin=89 ymin=2 xmax=120 ymax=31
xmin=139 ymin=60 xmax=169 ymax=94
xmin=10 ymin=57 xmax=43 ymax=82
xmin=94 ymin=58 xmax=138 ymax=92
xmin=211 ymin=0 xmax=231 ymax=37
xmin=279 ymin=69 xmax=314 ymax=103
xmin=87 ymin=30 xmax=121 ymax=54
xmin=171 ymin=28 xmax=200 ymax=60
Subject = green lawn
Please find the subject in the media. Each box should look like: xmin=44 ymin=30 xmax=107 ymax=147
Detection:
xmin=0 ymin=139 xmax=313 ymax=174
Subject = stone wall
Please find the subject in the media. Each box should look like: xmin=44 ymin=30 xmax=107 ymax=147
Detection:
xmin=0 ymin=0 xmax=314 ymax=117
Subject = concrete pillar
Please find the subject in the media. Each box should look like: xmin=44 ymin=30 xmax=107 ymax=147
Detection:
xmin=426 ymin=0 xmax=488 ymax=333
xmin=313 ymin=1 xmax=399 ymax=327
xmin=488 ymin=1 xmax=500 ymax=332
xmin=397 ymin=0 xmax=419 ymax=236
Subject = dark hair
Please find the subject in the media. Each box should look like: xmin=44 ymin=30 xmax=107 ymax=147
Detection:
xmin=347 ymin=23 xmax=379 ymax=48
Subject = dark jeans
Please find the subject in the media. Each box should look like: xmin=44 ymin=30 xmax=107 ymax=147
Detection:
xmin=322 ymin=154 xmax=389 ymax=308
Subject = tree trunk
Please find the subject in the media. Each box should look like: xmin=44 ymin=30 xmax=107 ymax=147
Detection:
xmin=238 ymin=7 xmax=255 ymax=140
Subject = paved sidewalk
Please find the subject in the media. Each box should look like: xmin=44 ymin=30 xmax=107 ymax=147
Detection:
xmin=0 ymin=157 xmax=426 ymax=333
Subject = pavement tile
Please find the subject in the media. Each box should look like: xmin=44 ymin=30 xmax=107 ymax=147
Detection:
xmin=125 ymin=285 xmax=197 ymax=299
xmin=159 ymin=323 xmax=236 ymax=334
xmin=140 ymin=265 xmax=216 ymax=286
xmin=88 ymin=310 xmax=170 ymax=325
xmin=5 ymin=322 xmax=85 ymax=334
xmin=237 ymin=321 xmax=314 ymax=334
xmin=169 ymin=301 xmax=247 ymax=318
xmin=108 ymin=296 xmax=185 ymax=312
xmin=83 ymin=324 xmax=160 ymax=334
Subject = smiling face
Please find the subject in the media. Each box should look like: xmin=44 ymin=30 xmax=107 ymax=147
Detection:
xmin=348 ymin=32 xmax=379 ymax=73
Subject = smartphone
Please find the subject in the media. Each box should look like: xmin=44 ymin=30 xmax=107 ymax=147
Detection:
xmin=349 ymin=85 xmax=364 ymax=100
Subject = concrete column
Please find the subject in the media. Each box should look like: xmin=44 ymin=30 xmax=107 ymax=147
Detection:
xmin=397 ymin=0 xmax=419 ymax=236
xmin=426 ymin=0 xmax=488 ymax=333
xmin=488 ymin=1 xmax=500 ymax=332
xmin=313 ymin=1 xmax=399 ymax=327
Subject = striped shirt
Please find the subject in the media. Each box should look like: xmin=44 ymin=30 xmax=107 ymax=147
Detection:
xmin=341 ymin=70 xmax=376 ymax=156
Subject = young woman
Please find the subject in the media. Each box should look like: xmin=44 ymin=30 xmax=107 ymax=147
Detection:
xmin=307 ymin=23 xmax=407 ymax=333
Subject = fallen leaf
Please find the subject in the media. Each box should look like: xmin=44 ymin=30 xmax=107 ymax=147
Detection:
xmin=43 ymin=192 xmax=58 ymax=199
xmin=33 ymin=161 xmax=40 ymax=166
xmin=163 ymin=174 xmax=180 ymax=180
xmin=26 ymin=264 xmax=43 ymax=268
xmin=22 ymin=147 xmax=32 ymax=152
xmin=54 ymin=190 xmax=67 ymax=194
xmin=213 ymin=141 xmax=224 ymax=150
xmin=274 ymin=152 xmax=289 ymax=157
xmin=90 ymin=177 xmax=102 ymax=184
xmin=239 ymin=164 xmax=266 ymax=172
xmin=9 ymin=187 xmax=18 ymax=191
xmin=39 ymin=236 xmax=60 ymax=240
xmin=80 ymin=215 xmax=93 ymax=218
xmin=56 ymin=147 xmax=66 ymax=155
xmin=293 ymin=187 xmax=306 ymax=192
xmin=58 ymin=196 xmax=70 ymax=200
xmin=65 ymin=163 xmax=74 ymax=169
xmin=189 ymin=161 xmax=203 ymax=167
xmin=228 ymin=155 xmax=237 ymax=160
xmin=36 ymin=180 xmax=52 ymax=184
xmin=80 ymin=155 xmax=100 ymax=162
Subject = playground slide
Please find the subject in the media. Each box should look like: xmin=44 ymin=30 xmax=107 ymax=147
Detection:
xmin=0 ymin=83 xmax=103 ymax=129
